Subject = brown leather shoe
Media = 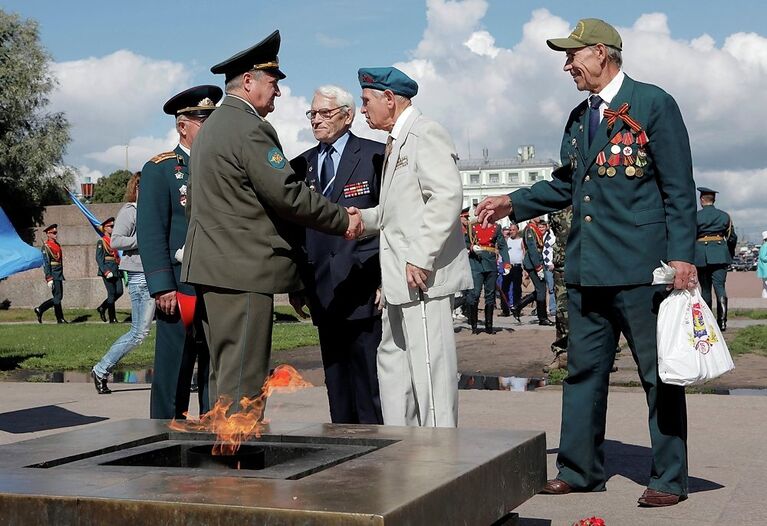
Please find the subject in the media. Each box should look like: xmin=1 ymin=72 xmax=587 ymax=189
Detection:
xmin=637 ymin=488 xmax=685 ymax=507
xmin=540 ymin=479 xmax=572 ymax=494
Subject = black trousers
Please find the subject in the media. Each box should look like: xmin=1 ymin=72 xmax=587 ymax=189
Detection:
xmin=317 ymin=316 xmax=383 ymax=424
xmin=101 ymin=275 xmax=124 ymax=304
xmin=500 ymin=265 xmax=523 ymax=311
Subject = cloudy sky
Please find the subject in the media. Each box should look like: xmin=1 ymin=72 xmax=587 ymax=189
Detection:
xmin=5 ymin=0 xmax=767 ymax=241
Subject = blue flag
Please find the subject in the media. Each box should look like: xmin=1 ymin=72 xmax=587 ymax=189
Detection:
xmin=67 ymin=190 xmax=104 ymax=237
xmin=0 ymin=207 xmax=44 ymax=279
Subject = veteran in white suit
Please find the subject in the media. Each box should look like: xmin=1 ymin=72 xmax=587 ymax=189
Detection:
xmin=354 ymin=67 xmax=472 ymax=427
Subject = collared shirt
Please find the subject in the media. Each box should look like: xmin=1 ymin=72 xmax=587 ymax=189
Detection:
xmin=590 ymin=70 xmax=625 ymax=122
xmin=507 ymin=237 xmax=524 ymax=265
xmin=178 ymin=144 xmax=190 ymax=157
xmin=389 ymin=105 xmax=416 ymax=145
xmin=228 ymin=94 xmax=266 ymax=121
xmin=317 ymin=131 xmax=350 ymax=181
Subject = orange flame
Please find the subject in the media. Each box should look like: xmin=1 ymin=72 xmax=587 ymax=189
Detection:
xmin=169 ymin=364 xmax=312 ymax=456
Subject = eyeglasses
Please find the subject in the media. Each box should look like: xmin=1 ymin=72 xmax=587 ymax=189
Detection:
xmin=305 ymin=106 xmax=347 ymax=120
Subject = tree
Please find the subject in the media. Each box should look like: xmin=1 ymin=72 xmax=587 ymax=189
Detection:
xmin=91 ymin=170 xmax=132 ymax=203
xmin=0 ymin=10 xmax=71 ymax=238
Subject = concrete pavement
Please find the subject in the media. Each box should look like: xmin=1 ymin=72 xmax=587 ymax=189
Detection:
xmin=1 ymin=381 xmax=765 ymax=525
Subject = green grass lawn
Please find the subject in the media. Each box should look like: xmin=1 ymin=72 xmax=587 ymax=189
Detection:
xmin=0 ymin=307 xmax=318 ymax=372
xmin=728 ymin=325 xmax=767 ymax=357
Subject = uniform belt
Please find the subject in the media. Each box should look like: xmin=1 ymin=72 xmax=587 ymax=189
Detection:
xmin=509 ymin=263 xmax=522 ymax=267
xmin=105 ymin=256 xmax=116 ymax=261
xmin=475 ymin=245 xmax=498 ymax=253
xmin=50 ymin=262 xmax=61 ymax=266
xmin=697 ymin=235 xmax=724 ymax=242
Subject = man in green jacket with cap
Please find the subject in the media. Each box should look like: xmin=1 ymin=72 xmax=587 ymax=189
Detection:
xmin=477 ymin=18 xmax=697 ymax=507
xmin=694 ymin=186 xmax=737 ymax=330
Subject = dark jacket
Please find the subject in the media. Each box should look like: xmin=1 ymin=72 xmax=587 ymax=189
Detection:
xmin=694 ymin=204 xmax=736 ymax=266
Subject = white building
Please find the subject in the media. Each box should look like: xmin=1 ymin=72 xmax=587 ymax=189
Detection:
xmin=459 ymin=146 xmax=560 ymax=222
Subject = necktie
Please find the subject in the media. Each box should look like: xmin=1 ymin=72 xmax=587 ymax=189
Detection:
xmin=588 ymin=94 xmax=603 ymax=144
xmin=320 ymin=145 xmax=335 ymax=196
xmin=383 ymin=135 xmax=394 ymax=174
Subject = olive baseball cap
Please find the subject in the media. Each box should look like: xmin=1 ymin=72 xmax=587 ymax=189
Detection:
xmin=546 ymin=18 xmax=622 ymax=51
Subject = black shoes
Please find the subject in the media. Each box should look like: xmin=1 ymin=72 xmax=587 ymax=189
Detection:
xmin=91 ymin=370 xmax=111 ymax=394
xmin=538 ymin=318 xmax=554 ymax=326
xmin=34 ymin=307 xmax=43 ymax=324
xmin=97 ymin=305 xmax=107 ymax=323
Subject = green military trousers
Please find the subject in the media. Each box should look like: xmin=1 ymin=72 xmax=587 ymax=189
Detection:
xmin=697 ymin=263 xmax=728 ymax=313
xmin=557 ymin=285 xmax=688 ymax=496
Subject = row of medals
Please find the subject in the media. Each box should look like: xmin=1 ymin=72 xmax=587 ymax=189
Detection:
xmin=596 ymin=129 xmax=649 ymax=178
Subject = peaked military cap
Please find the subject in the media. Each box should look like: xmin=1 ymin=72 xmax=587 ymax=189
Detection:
xmin=211 ymin=30 xmax=286 ymax=82
xmin=163 ymin=85 xmax=223 ymax=118
xmin=547 ymin=18 xmax=623 ymax=51
xmin=358 ymin=67 xmax=418 ymax=98
xmin=696 ymin=186 xmax=718 ymax=195
xmin=460 ymin=206 xmax=470 ymax=215
xmin=43 ymin=224 xmax=58 ymax=233
xmin=101 ymin=217 xmax=115 ymax=227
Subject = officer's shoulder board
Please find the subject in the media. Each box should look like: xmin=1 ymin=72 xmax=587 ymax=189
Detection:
xmin=149 ymin=151 xmax=176 ymax=164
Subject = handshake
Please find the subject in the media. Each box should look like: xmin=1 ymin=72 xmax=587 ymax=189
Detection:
xmin=344 ymin=206 xmax=365 ymax=240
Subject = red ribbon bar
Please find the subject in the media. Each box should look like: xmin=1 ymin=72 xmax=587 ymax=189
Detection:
xmin=604 ymin=103 xmax=643 ymax=133
xmin=596 ymin=151 xmax=606 ymax=165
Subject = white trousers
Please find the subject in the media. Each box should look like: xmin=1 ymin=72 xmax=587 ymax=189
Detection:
xmin=378 ymin=295 xmax=458 ymax=427
xmin=762 ymin=278 xmax=767 ymax=299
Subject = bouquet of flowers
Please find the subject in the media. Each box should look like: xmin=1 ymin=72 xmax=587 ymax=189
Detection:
xmin=572 ymin=518 xmax=605 ymax=526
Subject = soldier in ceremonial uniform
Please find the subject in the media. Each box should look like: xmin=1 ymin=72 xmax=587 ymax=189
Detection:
xmin=513 ymin=217 xmax=553 ymax=326
xmin=137 ymin=84 xmax=222 ymax=419
xmin=34 ymin=224 xmax=67 ymax=324
xmin=181 ymin=31 xmax=357 ymax=410
xmin=477 ymin=18 xmax=697 ymax=507
xmin=694 ymin=186 xmax=737 ymax=331
xmin=95 ymin=217 xmax=123 ymax=324
xmin=466 ymin=214 xmax=508 ymax=334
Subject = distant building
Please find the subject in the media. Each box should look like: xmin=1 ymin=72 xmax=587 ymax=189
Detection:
xmin=459 ymin=146 xmax=560 ymax=223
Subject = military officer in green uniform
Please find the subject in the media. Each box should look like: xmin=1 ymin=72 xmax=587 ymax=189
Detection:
xmin=181 ymin=31 xmax=357 ymax=410
xmin=34 ymin=224 xmax=68 ymax=324
xmin=137 ymin=84 xmax=222 ymax=419
xmin=694 ymin=186 xmax=737 ymax=331
xmin=95 ymin=217 xmax=123 ymax=324
xmin=477 ymin=18 xmax=697 ymax=507
xmin=466 ymin=214 xmax=508 ymax=334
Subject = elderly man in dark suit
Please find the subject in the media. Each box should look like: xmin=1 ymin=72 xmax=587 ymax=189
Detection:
xmin=290 ymin=85 xmax=385 ymax=424
xmin=181 ymin=31 xmax=360 ymax=409
xmin=137 ymin=84 xmax=222 ymax=419
xmin=477 ymin=18 xmax=697 ymax=507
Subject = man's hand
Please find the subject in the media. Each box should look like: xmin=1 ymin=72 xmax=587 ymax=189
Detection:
xmin=536 ymin=268 xmax=544 ymax=280
xmin=47 ymin=280 xmax=53 ymax=290
xmin=288 ymin=291 xmax=311 ymax=319
xmin=374 ymin=287 xmax=384 ymax=312
xmin=344 ymin=207 xmax=364 ymax=240
xmin=105 ymin=271 xmax=114 ymax=280
xmin=406 ymin=263 xmax=431 ymax=291
xmin=155 ymin=291 xmax=177 ymax=316
xmin=476 ymin=195 xmax=512 ymax=228
xmin=668 ymin=260 xmax=698 ymax=290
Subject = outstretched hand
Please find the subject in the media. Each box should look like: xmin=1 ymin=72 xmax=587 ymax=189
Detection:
xmin=476 ymin=195 xmax=512 ymax=227
xmin=345 ymin=207 xmax=365 ymax=240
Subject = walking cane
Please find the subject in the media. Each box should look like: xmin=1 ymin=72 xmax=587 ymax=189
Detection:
xmin=418 ymin=289 xmax=438 ymax=427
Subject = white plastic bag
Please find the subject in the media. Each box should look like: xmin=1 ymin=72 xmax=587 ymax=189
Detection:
xmin=653 ymin=262 xmax=735 ymax=386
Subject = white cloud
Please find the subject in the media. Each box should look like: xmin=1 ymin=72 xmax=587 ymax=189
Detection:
xmin=85 ymin=128 xmax=178 ymax=170
xmin=50 ymin=50 xmax=191 ymax=160
xmin=465 ymin=31 xmax=500 ymax=58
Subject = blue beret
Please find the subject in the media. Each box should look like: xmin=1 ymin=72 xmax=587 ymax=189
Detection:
xmin=358 ymin=67 xmax=418 ymax=98
xmin=696 ymin=186 xmax=718 ymax=195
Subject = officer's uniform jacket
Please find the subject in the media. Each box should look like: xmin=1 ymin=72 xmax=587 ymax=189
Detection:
xmin=95 ymin=236 xmax=120 ymax=277
xmin=181 ymin=95 xmax=349 ymax=293
xmin=510 ymin=74 xmax=696 ymax=286
xmin=290 ymin=133 xmax=384 ymax=322
xmin=467 ymin=222 xmax=508 ymax=273
xmin=137 ymin=145 xmax=195 ymax=296
xmin=359 ymin=107 xmax=472 ymax=305
xmin=41 ymin=240 xmax=64 ymax=282
xmin=522 ymin=224 xmax=546 ymax=272
xmin=694 ymin=205 xmax=736 ymax=266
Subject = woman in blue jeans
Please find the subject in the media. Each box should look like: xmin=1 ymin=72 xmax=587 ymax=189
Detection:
xmin=91 ymin=173 xmax=155 ymax=394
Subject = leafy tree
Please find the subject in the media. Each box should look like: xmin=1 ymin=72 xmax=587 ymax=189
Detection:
xmin=91 ymin=170 xmax=131 ymax=203
xmin=0 ymin=10 xmax=72 ymax=238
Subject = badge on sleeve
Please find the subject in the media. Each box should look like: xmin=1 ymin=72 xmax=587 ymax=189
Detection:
xmin=267 ymin=147 xmax=286 ymax=169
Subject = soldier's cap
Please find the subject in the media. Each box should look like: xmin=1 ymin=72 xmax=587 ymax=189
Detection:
xmin=696 ymin=186 xmax=718 ymax=195
xmin=460 ymin=206 xmax=471 ymax=216
xmin=211 ymin=30 xmax=286 ymax=82
xmin=43 ymin=224 xmax=58 ymax=233
xmin=163 ymin=85 xmax=223 ymax=118
xmin=358 ymin=67 xmax=418 ymax=98
xmin=101 ymin=217 xmax=115 ymax=227
xmin=547 ymin=18 xmax=622 ymax=52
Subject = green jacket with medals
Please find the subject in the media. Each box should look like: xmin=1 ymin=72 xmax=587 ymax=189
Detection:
xmin=509 ymin=75 xmax=696 ymax=286
xmin=137 ymin=145 xmax=194 ymax=296
xmin=181 ymin=95 xmax=349 ymax=293
xmin=694 ymin=204 xmax=736 ymax=266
